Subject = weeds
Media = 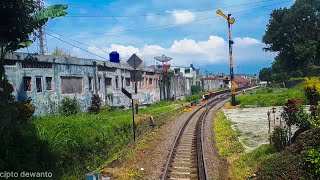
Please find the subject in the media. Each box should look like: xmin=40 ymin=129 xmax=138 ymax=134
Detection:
xmin=213 ymin=111 xmax=244 ymax=157
xmin=3 ymin=101 xmax=178 ymax=179
xmin=236 ymin=87 xmax=305 ymax=107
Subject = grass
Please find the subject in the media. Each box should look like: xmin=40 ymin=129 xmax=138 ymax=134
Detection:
xmin=2 ymin=101 xmax=181 ymax=179
xmin=213 ymin=111 xmax=277 ymax=179
xmin=255 ymin=149 xmax=303 ymax=179
xmin=231 ymin=145 xmax=276 ymax=179
xmin=213 ymin=111 xmax=244 ymax=157
xmin=236 ymin=87 xmax=305 ymax=107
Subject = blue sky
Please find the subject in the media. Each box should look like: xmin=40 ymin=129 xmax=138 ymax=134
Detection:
xmin=21 ymin=0 xmax=294 ymax=75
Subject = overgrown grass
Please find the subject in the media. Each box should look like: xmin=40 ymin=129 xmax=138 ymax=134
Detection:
xmin=213 ymin=111 xmax=277 ymax=179
xmin=231 ymin=145 xmax=276 ymax=179
xmin=236 ymin=87 xmax=305 ymax=107
xmin=213 ymin=111 xmax=244 ymax=157
xmin=3 ymin=101 xmax=179 ymax=179
xmin=256 ymin=149 xmax=303 ymax=179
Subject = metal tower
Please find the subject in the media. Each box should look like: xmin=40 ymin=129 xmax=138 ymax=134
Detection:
xmin=37 ymin=0 xmax=45 ymax=55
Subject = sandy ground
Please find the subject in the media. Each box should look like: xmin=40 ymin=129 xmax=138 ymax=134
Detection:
xmin=223 ymin=106 xmax=298 ymax=152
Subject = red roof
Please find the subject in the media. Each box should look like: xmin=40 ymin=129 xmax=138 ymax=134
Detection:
xmin=234 ymin=76 xmax=250 ymax=83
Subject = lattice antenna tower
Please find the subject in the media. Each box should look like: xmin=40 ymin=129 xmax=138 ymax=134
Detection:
xmin=37 ymin=0 xmax=46 ymax=54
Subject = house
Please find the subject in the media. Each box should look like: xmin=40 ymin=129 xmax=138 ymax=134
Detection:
xmin=234 ymin=76 xmax=251 ymax=88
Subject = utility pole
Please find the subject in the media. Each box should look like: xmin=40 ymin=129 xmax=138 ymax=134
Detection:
xmin=37 ymin=0 xmax=45 ymax=55
xmin=217 ymin=9 xmax=236 ymax=106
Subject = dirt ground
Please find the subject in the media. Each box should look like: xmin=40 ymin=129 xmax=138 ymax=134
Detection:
xmin=223 ymin=106 xmax=300 ymax=152
xmin=101 ymin=99 xmax=230 ymax=179
xmin=203 ymin=98 xmax=232 ymax=180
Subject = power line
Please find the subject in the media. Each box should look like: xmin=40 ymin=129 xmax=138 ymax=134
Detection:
xmin=46 ymin=33 xmax=108 ymax=60
xmin=232 ymin=0 xmax=291 ymax=14
xmin=66 ymin=16 xmax=220 ymax=36
xmin=45 ymin=29 xmax=110 ymax=55
xmin=57 ymin=0 xmax=291 ymax=37
xmin=65 ymin=0 xmax=280 ymax=18
xmin=45 ymin=0 xmax=291 ymax=60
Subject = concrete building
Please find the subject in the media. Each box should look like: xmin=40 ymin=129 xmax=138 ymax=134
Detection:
xmin=4 ymin=52 xmax=222 ymax=116
xmin=170 ymin=65 xmax=198 ymax=78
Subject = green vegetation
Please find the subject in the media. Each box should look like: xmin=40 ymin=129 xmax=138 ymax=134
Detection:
xmin=215 ymin=78 xmax=320 ymax=179
xmin=1 ymin=0 xmax=68 ymax=125
xmin=191 ymin=85 xmax=201 ymax=95
xmin=213 ymin=111 xmax=244 ymax=157
xmin=236 ymin=87 xmax=304 ymax=107
xmin=59 ymin=97 xmax=81 ymax=115
xmin=0 ymin=101 xmax=180 ymax=179
xmin=232 ymin=145 xmax=276 ymax=180
xmin=88 ymin=94 xmax=102 ymax=114
xmin=256 ymin=147 xmax=303 ymax=179
xmin=259 ymin=0 xmax=320 ymax=84
xmin=213 ymin=111 xmax=275 ymax=179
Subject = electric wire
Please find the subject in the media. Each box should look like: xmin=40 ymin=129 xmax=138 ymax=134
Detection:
xmin=45 ymin=0 xmax=291 ymax=60
xmin=46 ymin=29 xmax=110 ymax=55
xmin=56 ymin=0 xmax=291 ymax=36
xmin=46 ymin=32 xmax=108 ymax=60
xmin=65 ymin=0 xmax=281 ymax=18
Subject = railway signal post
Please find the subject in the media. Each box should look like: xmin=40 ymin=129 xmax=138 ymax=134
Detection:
xmin=216 ymin=9 xmax=236 ymax=106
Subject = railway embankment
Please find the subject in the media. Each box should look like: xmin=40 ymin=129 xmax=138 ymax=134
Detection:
xmin=214 ymin=80 xmax=320 ymax=179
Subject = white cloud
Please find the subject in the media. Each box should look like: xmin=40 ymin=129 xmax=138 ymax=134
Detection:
xmin=142 ymin=44 xmax=165 ymax=55
xmin=170 ymin=38 xmax=204 ymax=54
xmin=79 ymin=8 xmax=88 ymax=14
xmin=146 ymin=10 xmax=196 ymax=25
xmin=71 ymin=35 xmax=274 ymax=67
xmin=171 ymin=10 xmax=196 ymax=25
xmin=234 ymin=37 xmax=261 ymax=46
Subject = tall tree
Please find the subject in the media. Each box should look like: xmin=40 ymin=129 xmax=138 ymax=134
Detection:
xmin=0 ymin=0 xmax=67 ymax=123
xmin=259 ymin=67 xmax=272 ymax=82
xmin=0 ymin=0 xmax=68 ymax=81
xmin=263 ymin=0 xmax=320 ymax=78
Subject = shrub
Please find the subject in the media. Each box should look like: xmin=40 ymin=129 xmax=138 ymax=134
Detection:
xmin=15 ymin=97 xmax=35 ymax=123
xmin=303 ymin=77 xmax=320 ymax=106
xmin=88 ymin=94 xmax=101 ymax=114
xmin=270 ymin=126 xmax=288 ymax=151
xmin=185 ymin=94 xmax=201 ymax=102
xmin=304 ymin=148 xmax=320 ymax=178
xmin=256 ymin=149 xmax=303 ymax=179
xmin=191 ymin=85 xmax=201 ymax=95
xmin=60 ymin=97 xmax=81 ymax=115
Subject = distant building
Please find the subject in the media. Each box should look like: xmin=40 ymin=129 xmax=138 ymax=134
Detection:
xmin=170 ymin=65 xmax=198 ymax=78
xmin=234 ymin=76 xmax=251 ymax=87
xmin=4 ymin=52 xmax=223 ymax=116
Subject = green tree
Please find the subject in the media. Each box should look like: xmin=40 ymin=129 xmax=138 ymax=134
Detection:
xmin=259 ymin=67 xmax=272 ymax=82
xmin=0 ymin=0 xmax=67 ymax=123
xmin=263 ymin=0 xmax=320 ymax=78
xmin=0 ymin=1 xmax=67 ymax=81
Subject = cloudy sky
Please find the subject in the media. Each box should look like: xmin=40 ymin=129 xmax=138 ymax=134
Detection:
xmin=21 ymin=0 xmax=293 ymax=74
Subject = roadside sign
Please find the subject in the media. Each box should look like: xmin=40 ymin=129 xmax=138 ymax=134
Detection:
xmin=130 ymin=70 xmax=143 ymax=82
xmin=121 ymin=88 xmax=132 ymax=99
xmin=127 ymin=54 xmax=143 ymax=69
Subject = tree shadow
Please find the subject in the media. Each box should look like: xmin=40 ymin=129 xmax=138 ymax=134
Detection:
xmin=0 ymin=122 xmax=62 ymax=179
xmin=0 ymin=77 xmax=62 ymax=179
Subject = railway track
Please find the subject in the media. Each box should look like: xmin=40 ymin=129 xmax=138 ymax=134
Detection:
xmin=161 ymin=94 xmax=229 ymax=180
